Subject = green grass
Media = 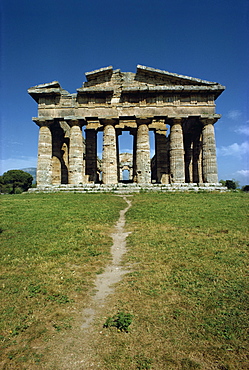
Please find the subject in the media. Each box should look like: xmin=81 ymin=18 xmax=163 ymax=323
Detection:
xmin=0 ymin=192 xmax=248 ymax=369
xmin=96 ymin=192 xmax=249 ymax=370
xmin=0 ymin=192 xmax=126 ymax=367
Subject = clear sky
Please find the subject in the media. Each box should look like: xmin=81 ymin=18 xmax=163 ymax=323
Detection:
xmin=1 ymin=0 xmax=248 ymax=185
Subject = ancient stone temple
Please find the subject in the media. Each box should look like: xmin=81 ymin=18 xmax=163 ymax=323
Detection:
xmin=28 ymin=65 xmax=225 ymax=189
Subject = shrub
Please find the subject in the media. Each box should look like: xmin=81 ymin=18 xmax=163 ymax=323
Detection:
xmin=0 ymin=170 xmax=33 ymax=194
xmin=103 ymin=311 xmax=133 ymax=332
xmin=241 ymin=185 xmax=249 ymax=192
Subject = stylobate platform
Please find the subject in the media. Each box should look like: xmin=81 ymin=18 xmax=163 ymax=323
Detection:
xmin=28 ymin=183 xmax=227 ymax=193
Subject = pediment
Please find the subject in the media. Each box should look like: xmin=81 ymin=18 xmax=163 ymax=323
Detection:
xmin=78 ymin=65 xmax=225 ymax=99
xmin=28 ymin=65 xmax=225 ymax=103
xmin=135 ymin=65 xmax=220 ymax=87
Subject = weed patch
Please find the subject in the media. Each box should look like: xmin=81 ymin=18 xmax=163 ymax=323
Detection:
xmin=104 ymin=311 xmax=133 ymax=332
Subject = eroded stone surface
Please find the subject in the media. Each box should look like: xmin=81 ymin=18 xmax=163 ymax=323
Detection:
xmin=28 ymin=65 xmax=225 ymax=187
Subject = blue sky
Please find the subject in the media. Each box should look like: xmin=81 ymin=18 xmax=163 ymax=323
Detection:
xmin=1 ymin=0 xmax=248 ymax=185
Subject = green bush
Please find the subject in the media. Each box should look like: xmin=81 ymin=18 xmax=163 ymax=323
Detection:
xmin=242 ymin=185 xmax=249 ymax=192
xmin=104 ymin=311 xmax=133 ymax=332
xmin=0 ymin=170 xmax=33 ymax=194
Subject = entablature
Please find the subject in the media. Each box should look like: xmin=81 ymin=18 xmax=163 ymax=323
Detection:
xmin=29 ymin=66 xmax=225 ymax=116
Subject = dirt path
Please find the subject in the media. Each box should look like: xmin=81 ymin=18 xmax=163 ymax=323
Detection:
xmin=42 ymin=195 xmax=132 ymax=369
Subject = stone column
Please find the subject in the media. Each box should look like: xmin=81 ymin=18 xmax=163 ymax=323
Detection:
xmin=132 ymin=130 xmax=137 ymax=182
xmin=184 ymin=134 xmax=193 ymax=183
xmin=61 ymin=140 xmax=69 ymax=184
xmin=169 ymin=118 xmax=185 ymax=183
xmin=193 ymin=134 xmax=202 ymax=183
xmin=51 ymin=123 xmax=65 ymax=185
xmin=136 ymin=120 xmax=151 ymax=183
xmin=68 ymin=119 xmax=84 ymax=184
xmin=85 ymin=129 xmax=97 ymax=183
xmin=102 ymin=122 xmax=118 ymax=184
xmin=155 ymin=129 xmax=169 ymax=183
xmin=35 ymin=119 xmax=53 ymax=186
xmin=116 ymin=130 xmax=121 ymax=182
xmin=201 ymin=118 xmax=218 ymax=183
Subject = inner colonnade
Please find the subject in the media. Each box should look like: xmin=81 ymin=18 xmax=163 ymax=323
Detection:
xmin=29 ymin=65 xmax=225 ymax=187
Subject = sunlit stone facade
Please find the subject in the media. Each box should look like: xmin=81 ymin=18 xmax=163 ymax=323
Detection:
xmin=28 ymin=65 xmax=225 ymax=187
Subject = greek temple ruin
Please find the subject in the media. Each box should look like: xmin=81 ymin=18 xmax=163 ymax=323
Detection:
xmin=28 ymin=65 xmax=225 ymax=189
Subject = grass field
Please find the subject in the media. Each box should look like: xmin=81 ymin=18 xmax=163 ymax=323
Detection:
xmin=94 ymin=192 xmax=249 ymax=370
xmin=0 ymin=193 xmax=126 ymax=368
xmin=0 ymin=192 xmax=248 ymax=369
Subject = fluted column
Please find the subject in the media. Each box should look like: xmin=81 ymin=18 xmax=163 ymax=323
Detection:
xmin=85 ymin=129 xmax=97 ymax=183
xmin=35 ymin=119 xmax=53 ymax=186
xmin=193 ymin=134 xmax=202 ymax=183
xmin=102 ymin=122 xmax=118 ymax=184
xmin=132 ymin=130 xmax=137 ymax=182
xmin=68 ymin=119 xmax=84 ymax=184
xmin=201 ymin=119 xmax=218 ymax=183
xmin=136 ymin=121 xmax=151 ymax=183
xmin=155 ymin=129 xmax=169 ymax=184
xmin=169 ymin=118 xmax=185 ymax=183
xmin=184 ymin=135 xmax=193 ymax=183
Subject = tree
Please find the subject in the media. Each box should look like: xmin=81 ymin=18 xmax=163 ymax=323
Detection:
xmin=241 ymin=185 xmax=249 ymax=192
xmin=0 ymin=170 xmax=33 ymax=194
xmin=219 ymin=179 xmax=239 ymax=190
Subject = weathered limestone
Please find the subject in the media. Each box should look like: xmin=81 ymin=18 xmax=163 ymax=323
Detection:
xmin=155 ymin=128 xmax=169 ymax=184
xmin=201 ymin=119 xmax=218 ymax=183
xmin=28 ymin=65 xmax=225 ymax=188
xmin=36 ymin=120 xmax=53 ymax=186
xmin=85 ymin=129 xmax=98 ymax=183
xmin=102 ymin=122 xmax=118 ymax=184
xmin=119 ymin=153 xmax=133 ymax=181
xmin=169 ymin=119 xmax=185 ymax=183
xmin=136 ymin=122 xmax=151 ymax=183
xmin=68 ymin=120 xmax=85 ymax=184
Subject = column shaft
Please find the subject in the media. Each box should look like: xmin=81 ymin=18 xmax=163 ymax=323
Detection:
xmin=51 ymin=127 xmax=63 ymax=185
xmin=37 ymin=124 xmax=52 ymax=185
xmin=202 ymin=121 xmax=218 ymax=183
xmin=169 ymin=120 xmax=185 ymax=183
xmin=184 ymin=135 xmax=193 ymax=183
xmin=68 ymin=122 xmax=84 ymax=184
xmin=136 ymin=123 xmax=151 ymax=183
xmin=132 ymin=131 xmax=137 ymax=182
xmin=193 ymin=135 xmax=202 ymax=183
xmin=102 ymin=124 xmax=118 ymax=184
xmin=155 ymin=130 xmax=169 ymax=184
xmin=85 ymin=129 xmax=97 ymax=183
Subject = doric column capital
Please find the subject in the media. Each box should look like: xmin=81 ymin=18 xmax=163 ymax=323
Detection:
xmin=200 ymin=115 xmax=221 ymax=126
xmin=65 ymin=118 xmax=84 ymax=128
xmin=168 ymin=117 xmax=183 ymax=127
xmin=33 ymin=117 xmax=54 ymax=127
xmin=85 ymin=119 xmax=101 ymax=130
xmin=99 ymin=118 xmax=118 ymax=126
